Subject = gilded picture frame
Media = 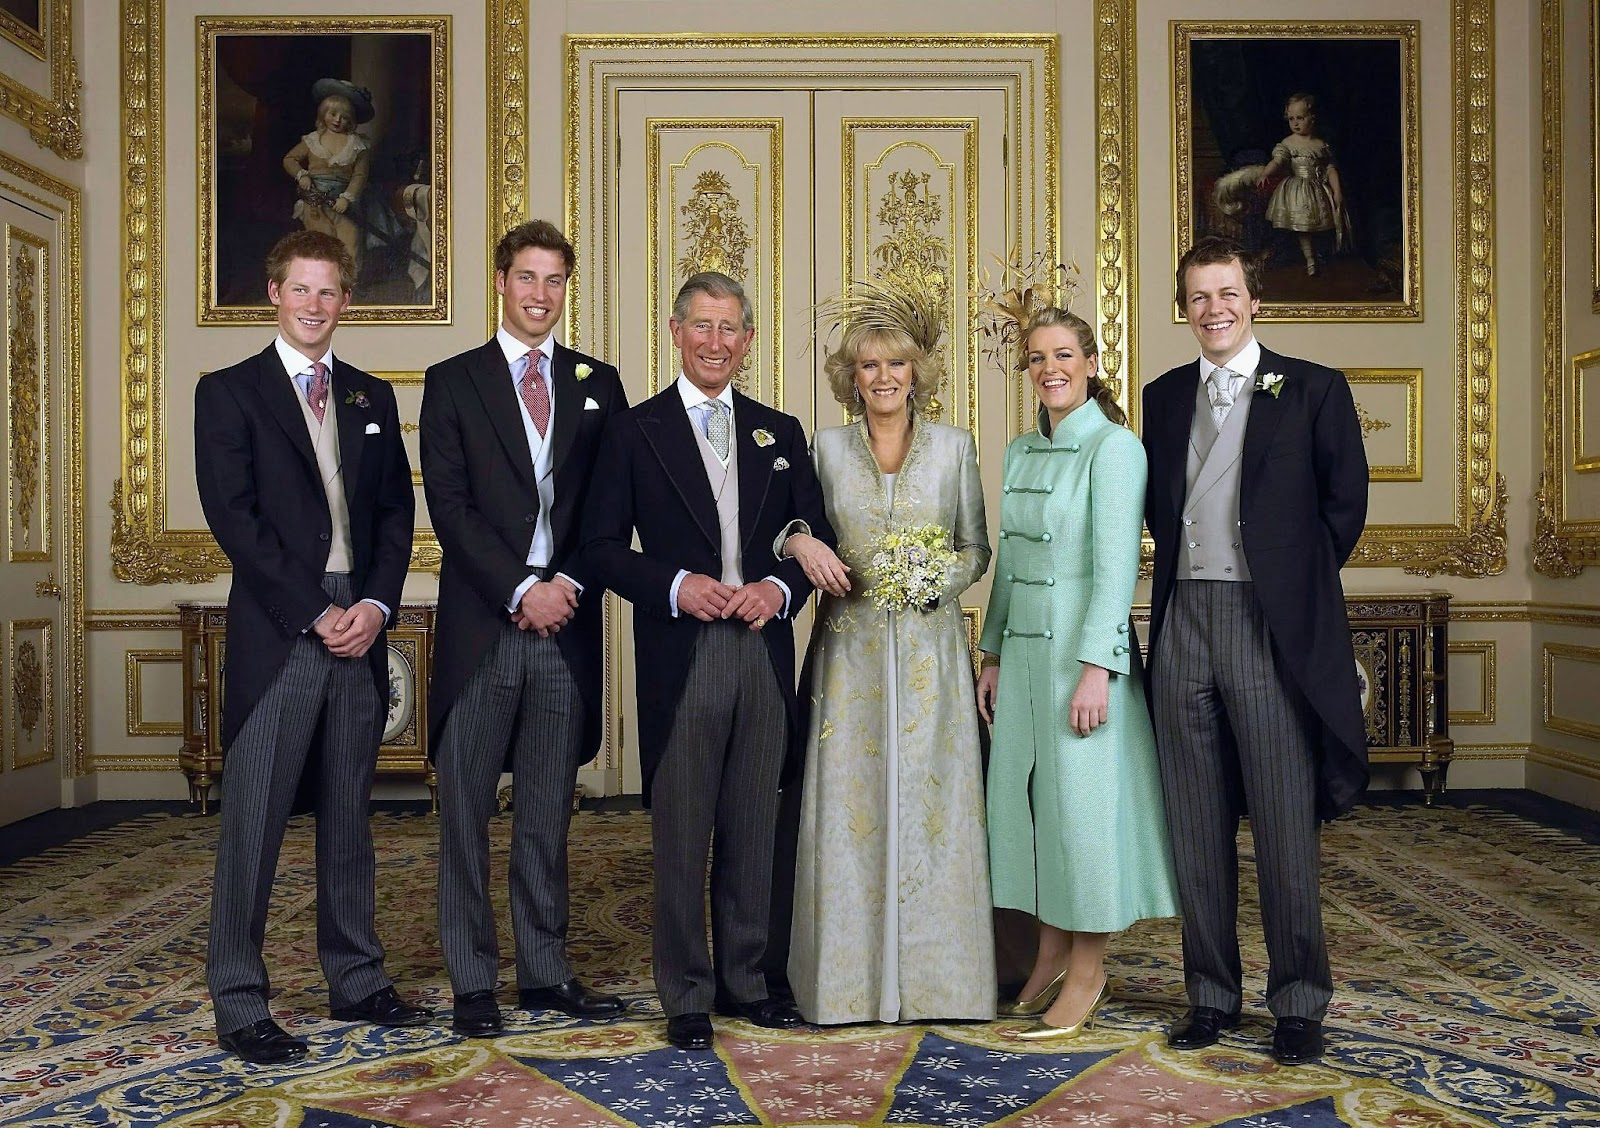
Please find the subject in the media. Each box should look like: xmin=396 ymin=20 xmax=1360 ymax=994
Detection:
xmin=197 ymin=17 xmax=450 ymax=324
xmin=1592 ymin=0 xmax=1600 ymax=311
xmin=1173 ymin=21 xmax=1421 ymax=322
xmin=0 ymin=0 xmax=78 ymax=159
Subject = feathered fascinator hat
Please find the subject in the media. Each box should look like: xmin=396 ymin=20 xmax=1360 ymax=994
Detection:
xmin=974 ymin=248 xmax=1083 ymax=372
xmin=813 ymin=273 xmax=945 ymax=358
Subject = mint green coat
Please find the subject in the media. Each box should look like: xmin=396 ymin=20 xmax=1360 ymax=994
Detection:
xmin=979 ymin=399 xmax=1179 ymax=932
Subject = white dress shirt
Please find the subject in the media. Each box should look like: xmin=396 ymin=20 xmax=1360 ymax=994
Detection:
xmin=1198 ymin=335 xmax=1261 ymax=410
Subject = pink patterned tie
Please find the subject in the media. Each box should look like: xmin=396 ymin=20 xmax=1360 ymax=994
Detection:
xmin=307 ymin=361 xmax=328 ymax=424
xmin=519 ymin=352 xmax=550 ymax=437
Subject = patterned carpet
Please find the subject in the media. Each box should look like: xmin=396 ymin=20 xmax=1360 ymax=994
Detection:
xmin=2 ymin=804 xmax=1598 ymax=1127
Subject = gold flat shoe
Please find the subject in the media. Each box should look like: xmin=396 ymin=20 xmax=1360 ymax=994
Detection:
xmin=1015 ymin=978 xmax=1108 ymax=1040
xmin=998 ymin=967 xmax=1068 ymax=1018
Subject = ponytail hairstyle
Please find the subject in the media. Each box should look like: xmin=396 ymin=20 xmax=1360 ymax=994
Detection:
xmin=1020 ymin=306 xmax=1126 ymax=427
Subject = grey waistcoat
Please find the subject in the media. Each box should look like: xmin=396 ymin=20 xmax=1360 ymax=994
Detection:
xmin=1177 ymin=373 xmax=1253 ymax=582
xmin=692 ymin=414 xmax=744 ymax=587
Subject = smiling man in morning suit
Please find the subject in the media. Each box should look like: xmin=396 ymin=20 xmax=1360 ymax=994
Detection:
xmin=422 ymin=220 xmax=628 ymax=1038
xmin=583 ymin=271 xmax=836 ymax=1051
xmin=1142 ymin=235 xmax=1369 ymax=1066
xmin=196 ymin=229 xmax=429 ymax=1065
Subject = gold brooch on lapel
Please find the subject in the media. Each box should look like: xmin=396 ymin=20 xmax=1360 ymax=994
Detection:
xmin=574 ymin=363 xmax=593 ymax=381
xmin=1255 ymin=372 xmax=1285 ymax=398
xmin=753 ymin=428 xmax=775 ymax=447
xmin=773 ymin=456 xmax=790 ymax=471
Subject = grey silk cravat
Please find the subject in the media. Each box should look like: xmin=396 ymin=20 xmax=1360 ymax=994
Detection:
xmin=703 ymin=399 xmax=731 ymax=461
xmin=1208 ymin=367 xmax=1238 ymax=429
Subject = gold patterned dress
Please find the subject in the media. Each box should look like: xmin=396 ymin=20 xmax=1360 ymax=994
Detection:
xmin=788 ymin=419 xmax=996 ymax=1024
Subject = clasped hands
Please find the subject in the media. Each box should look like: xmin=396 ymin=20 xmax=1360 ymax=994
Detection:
xmin=977 ymin=658 xmax=1110 ymax=737
xmin=313 ymin=602 xmax=386 ymax=658
xmin=678 ymin=575 xmax=783 ymax=630
xmin=513 ymin=575 xmax=580 ymax=637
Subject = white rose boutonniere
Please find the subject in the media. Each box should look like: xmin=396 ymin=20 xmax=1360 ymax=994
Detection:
xmin=574 ymin=363 xmax=593 ymax=381
xmin=753 ymin=428 xmax=775 ymax=448
xmin=1255 ymin=371 xmax=1286 ymax=398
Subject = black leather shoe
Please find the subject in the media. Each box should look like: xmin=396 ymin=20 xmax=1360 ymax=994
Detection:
xmin=451 ymin=990 xmax=503 ymax=1037
xmin=1271 ymin=1017 xmax=1325 ymax=1065
xmin=716 ymin=996 xmax=804 ymax=1029
xmin=218 ymin=1018 xmax=308 ymax=1065
xmin=1167 ymin=1006 xmax=1241 ymax=1050
xmin=519 ymin=978 xmax=625 ymax=1019
xmin=331 ymin=986 xmax=433 ymax=1027
xmin=666 ymin=1011 xmax=714 ymax=1050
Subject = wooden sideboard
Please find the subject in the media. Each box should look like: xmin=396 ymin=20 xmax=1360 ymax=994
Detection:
xmin=176 ymin=601 xmax=435 ymax=812
xmin=178 ymin=591 xmax=1451 ymax=807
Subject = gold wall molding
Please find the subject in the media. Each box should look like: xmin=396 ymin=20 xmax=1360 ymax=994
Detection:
xmin=1451 ymin=600 xmax=1600 ymax=626
xmin=1542 ymin=641 xmax=1600 ymax=740
xmin=1534 ymin=0 xmax=1596 ymax=576
xmin=124 ymin=648 xmax=182 ymax=737
xmin=1568 ymin=348 xmax=1600 ymax=473
xmin=86 ymin=611 xmax=182 ymax=631
xmin=114 ymin=0 xmax=521 ymax=582
xmin=1529 ymin=742 xmax=1600 ymax=781
xmin=0 ymin=0 xmax=81 ymax=160
xmin=1094 ymin=0 xmax=1136 ymax=428
xmin=8 ymin=618 xmax=53 ymax=769
xmin=1347 ymin=0 xmax=1501 ymax=575
xmin=1452 ymin=742 xmax=1528 ymax=762
xmin=1447 ymin=639 xmax=1497 ymax=725
xmin=7 ymin=227 xmax=48 ymax=562
xmin=0 ymin=151 xmax=82 ymax=778
xmin=1346 ymin=368 xmax=1422 ymax=482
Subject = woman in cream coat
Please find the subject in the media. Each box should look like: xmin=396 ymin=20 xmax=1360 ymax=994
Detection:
xmin=782 ymin=312 xmax=995 ymax=1025
xmin=977 ymin=307 xmax=1178 ymax=1039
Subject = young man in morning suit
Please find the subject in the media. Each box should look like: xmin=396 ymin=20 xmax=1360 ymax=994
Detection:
xmin=196 ymin=230 xmax=429 ymax=1065
xmin=583 ymin=272 xmax=836 ymax=1051
xmin=1142 ymin=235 xmax=1369 ymax=1066
xmin=421 ymin=221 xmax=628 ymax=1038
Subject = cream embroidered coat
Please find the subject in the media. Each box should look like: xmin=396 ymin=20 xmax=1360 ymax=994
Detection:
xmin=788 ymin=419 xmax=997 ymax=1024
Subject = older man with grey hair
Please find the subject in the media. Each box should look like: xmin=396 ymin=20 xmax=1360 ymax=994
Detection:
xmin=583 ymin=272 xmax=836 ymax=1051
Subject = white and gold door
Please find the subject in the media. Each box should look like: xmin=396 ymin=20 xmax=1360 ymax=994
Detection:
xmin=0 ymin=194 xmax=66 ymax=826
xmin=570 ymin=38 xmax=1058 ymax=796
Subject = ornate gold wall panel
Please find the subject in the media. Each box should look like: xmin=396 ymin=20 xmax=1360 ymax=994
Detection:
xmin=113 ymin=0 xmax=526 ymax=582
xmin=842 ymin=121 xmax=979 ymax=438
xmin=1447 ymin=639 xmax=1497 ymax=725
xmin=1094 ymin=0 xmax=1137 ymax=428
xmin=7 ymin=227 xmax=49 ymax=562
xmin=7 ymin=618 xmax=53 ymax=770
xmin=1347 ymin=369 xmax=1422 ymax=482
xmin=1346 ymin=0 xmax=1504 ymax=576
xmin=0 ymin=152 xmax=81 ymax=778
xmin=1543 ymin=642 xmax=1600 ymax=740
xmin=645 ymin=121 xmax=783 ymax=403
xmin=0 ymin=0 xmax=80 ymax=159
xmin=124 ymin=648 xmax=182 ymax=738
xmin=1536 ymin=0 xmax=1600 ymax=575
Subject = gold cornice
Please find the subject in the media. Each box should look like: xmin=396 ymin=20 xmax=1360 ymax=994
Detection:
xmin=1094 ymin=1 xmax=1136 ymax=430
xmin=1534 ymin=0 xmax=1598 ymax=576
xmin=0 ymin=149 xmax=84 ymax=777
xmin=1349 ymin=0 xmax=1503 ymax=575
xmin=0 ymin=1 xmax=82 ymax=160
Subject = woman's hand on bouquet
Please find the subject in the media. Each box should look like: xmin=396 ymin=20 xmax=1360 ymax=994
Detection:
xmin=784 ymin=533 xmax=851 ymax=596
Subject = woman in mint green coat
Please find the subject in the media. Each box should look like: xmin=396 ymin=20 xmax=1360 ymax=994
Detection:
xmin=976 ymin=308 xmax=1178 ymax=1040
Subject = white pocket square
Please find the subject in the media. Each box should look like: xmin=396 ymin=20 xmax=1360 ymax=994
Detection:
xmin=364 ymin=422 xmax=381 ymax=434
xmin=583 ymin=397 xmax=600 ymax=411
xmin=773 ymin=456 xmax=790 ymax=471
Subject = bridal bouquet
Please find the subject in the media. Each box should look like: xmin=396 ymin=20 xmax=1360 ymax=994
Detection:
xmin=865 ymin=523 xmax=956 ymax=612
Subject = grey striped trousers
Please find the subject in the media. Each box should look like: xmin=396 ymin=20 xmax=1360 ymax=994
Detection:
xmin=651 ymin=620 xmax=787 ymax=1017
xmin=206 ymin=572 xmax=391 ymax=1034
xmin=1151 ymin=579 xmax=1333 ymax=1021
xmin=435 ymin=622 xmax=586 ymax=995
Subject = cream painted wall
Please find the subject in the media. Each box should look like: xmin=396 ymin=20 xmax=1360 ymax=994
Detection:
xmin=3 ymin=0 xmax=1593 ymax=806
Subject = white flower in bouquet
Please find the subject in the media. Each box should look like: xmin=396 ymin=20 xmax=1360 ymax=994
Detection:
xmin=865 ymin=522 xmax=957 ymax=612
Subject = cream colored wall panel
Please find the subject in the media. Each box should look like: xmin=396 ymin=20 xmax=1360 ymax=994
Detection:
xmin=124 ymin=647 xmax=182 ymax=737
xmin=1543 ymin=642 xmax=1600 ymax=739
xmin=86 ymin=628 xmax=182 ymax=771
xmin=1446 ymin=639 xmax=1495 ymax=724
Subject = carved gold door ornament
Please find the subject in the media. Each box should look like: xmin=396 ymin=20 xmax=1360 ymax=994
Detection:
xmin=678 ymin=170 xmax=751 ymax=282
xmin=14 ymin=639 xmax=43 ymax=737
xmin=868 ymin=171 xmax=952 ymax=420
xmin=9 ymin=242 xmax=40 ymax=550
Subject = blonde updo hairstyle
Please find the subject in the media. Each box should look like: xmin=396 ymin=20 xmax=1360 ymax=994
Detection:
xmin=1021 ymin=306 xmax=1126 ymax=427
xmin=824 ymin=321 xmax=942 ymax=418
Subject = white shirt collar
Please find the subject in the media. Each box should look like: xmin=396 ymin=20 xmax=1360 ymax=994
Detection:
xmin=497 ymin=327 xmax=555 ymax=372
xmin=274 ymin=336 xmax=333 ymax=379
xmin=675 ymin=373 xmax=735 ymax=414
xmin=1199 ymin=337 xmax=1261 ymax=385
